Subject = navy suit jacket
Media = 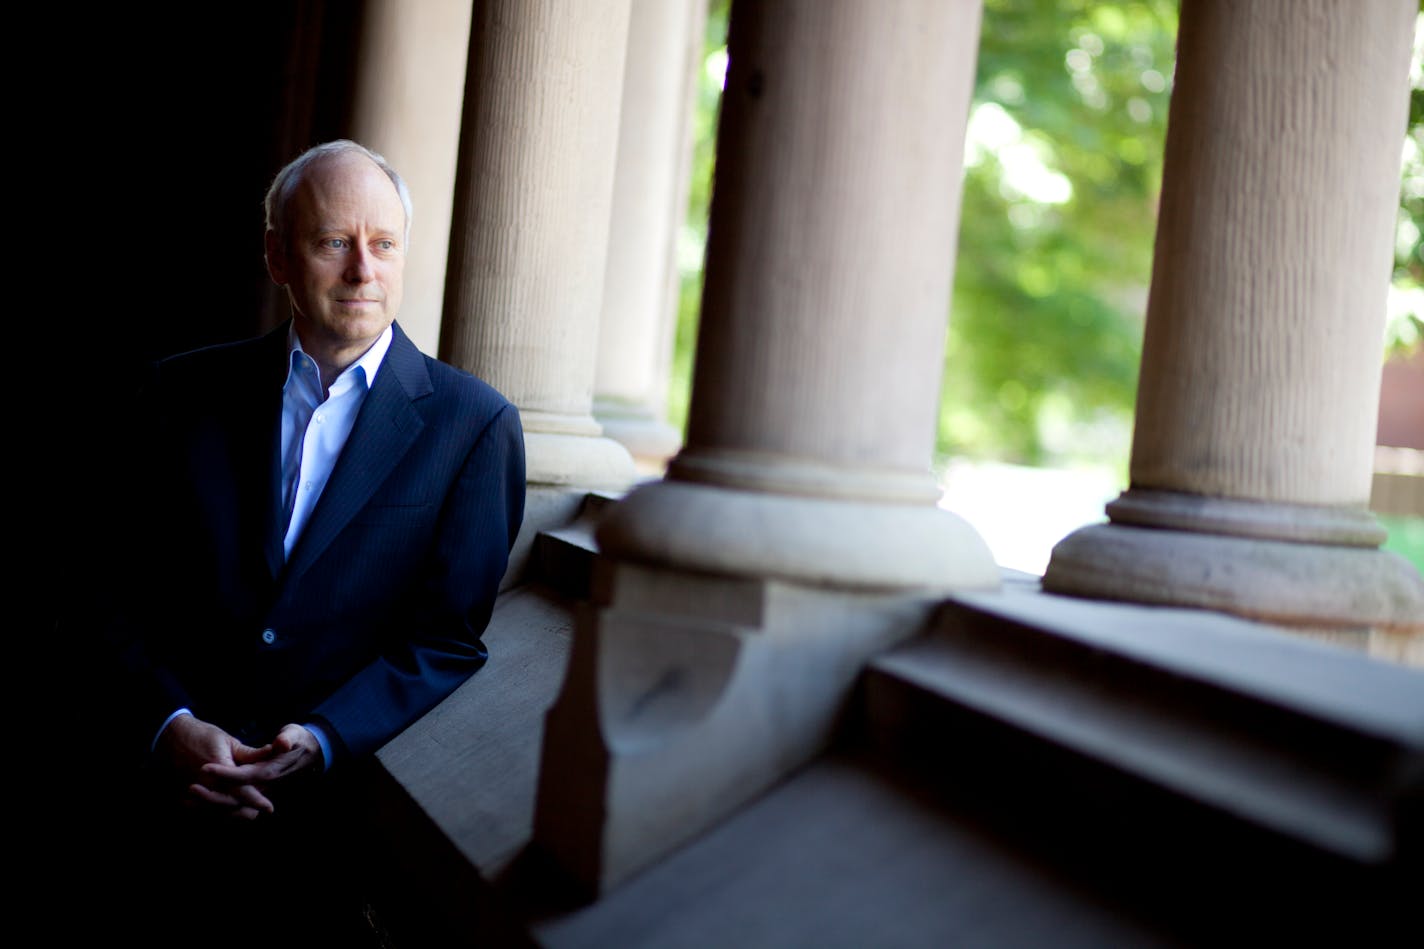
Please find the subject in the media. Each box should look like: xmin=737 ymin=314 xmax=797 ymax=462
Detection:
xmin=106 ymin=321 xmax=524 ymax=764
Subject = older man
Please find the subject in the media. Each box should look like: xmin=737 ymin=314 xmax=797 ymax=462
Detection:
xmin=71 ymin=141 xmax=523 ymax=944
xmin=102 ymin=141 xmax=524 ymax=828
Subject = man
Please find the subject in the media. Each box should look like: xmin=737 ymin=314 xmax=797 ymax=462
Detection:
xmin=99 ymin=140 xmax=525 ymax=827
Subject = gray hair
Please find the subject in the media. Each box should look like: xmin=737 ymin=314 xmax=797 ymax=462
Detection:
xmin=264 ymin=139 xmax=413 ymax=249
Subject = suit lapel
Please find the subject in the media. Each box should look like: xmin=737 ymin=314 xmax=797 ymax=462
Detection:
xmin=281 ymin=323 xmax=431 ymax=585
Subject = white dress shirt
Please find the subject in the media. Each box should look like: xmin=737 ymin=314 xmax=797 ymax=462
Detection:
xmin=280 ymin=323 xmax=393 ymax=558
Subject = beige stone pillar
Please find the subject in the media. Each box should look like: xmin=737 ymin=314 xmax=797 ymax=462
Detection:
xmin=535 ymin=0 xmax=994 ymax=894
xmin=595 ymin=0 xmax=996 ymax=590
xmin=1045 ymin=0 xmax=1424 ymax=632
xmin=348 ymin=0 xmax=471 ymax=357
xmin=593 ymin=0 xmax=707 ymax=472
xmin=440 ymin=0 xmax=636 ymax=493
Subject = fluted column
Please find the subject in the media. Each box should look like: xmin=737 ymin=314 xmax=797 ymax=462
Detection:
xmin=1045 ymin=0 xmax=1424 ymax=631
xmin=348 ymin=0 xmax=471 ymax=356
xmin=597 ymin=0 xmax=997 ymax=590
xmin=593 ymin=0 xmax=707 ymax=471
xmin=440 ymin=0 xmax=636 ymax=491
xmin=534 ymin=0 xmax=993 ymax=895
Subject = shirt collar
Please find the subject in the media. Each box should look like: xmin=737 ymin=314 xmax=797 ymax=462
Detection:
xmin=284 ymin=322 xmax=395 ymax=394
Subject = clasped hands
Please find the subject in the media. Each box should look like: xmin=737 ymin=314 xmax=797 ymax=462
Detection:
xmin=157 ymin=714 xmax=322 ymax=820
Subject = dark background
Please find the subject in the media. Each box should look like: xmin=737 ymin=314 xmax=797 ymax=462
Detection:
xmin=40 ymin=2 xmax=375 ymax=709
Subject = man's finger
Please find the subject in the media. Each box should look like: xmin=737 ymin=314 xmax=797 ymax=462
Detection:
xmin=188 ymin=781 xmax=274 ymax=816
xmin=204 ymin=760 xmax=283 ymax=785
xmin=233 ymin=782 xmax=275 ymax=814
xmin=273 ymin=723 xmax=321 ymax=757
xmin=231 ymin=742 xmax=275 ymax=764
xmin=188 ymin=782 xmax=245 ymax=809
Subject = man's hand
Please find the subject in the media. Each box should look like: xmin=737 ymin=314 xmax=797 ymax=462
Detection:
xmin=200 ymin=723 xmax=323 ymax=797
xmin=155 ymin=714 xmax=275 ymax=820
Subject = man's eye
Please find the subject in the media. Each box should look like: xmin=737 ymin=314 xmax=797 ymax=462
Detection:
xmin=322 ymin=238 xmax=347 ymax=249
xmin=375 ymin=240 xmax=395 ymax=251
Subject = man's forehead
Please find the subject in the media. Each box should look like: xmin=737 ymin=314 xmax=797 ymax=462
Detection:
xmin=294 ymin=154 xmax=404 ymax=224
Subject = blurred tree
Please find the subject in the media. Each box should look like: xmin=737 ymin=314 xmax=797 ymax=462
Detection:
xmin=943 ymin=0 xmax=1176 ymax=468
xmin=1391 ymin=20 xmax=1424 ymax=356
xmin=668 ymin=0 xmax=730 ymax=435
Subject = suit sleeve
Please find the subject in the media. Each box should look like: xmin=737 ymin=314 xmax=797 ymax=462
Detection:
xmin=308 ymin=401 xmax=525 ymax=761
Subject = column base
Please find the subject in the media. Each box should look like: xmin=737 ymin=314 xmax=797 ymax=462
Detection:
xmin=596 ymin=478 xmax=999 ymax=591
xmin=593 ymin=402 xmax=681 ymax=474
xmin=1104 ymin=488 xmax=1388 ymax=546
xmin=532 ymin=561 xmax=940 ymax=894
xmin=525 ymin=430 xmax=636 ymax=491
xmin=1043 ymin=523 xmax=1424 ymax=633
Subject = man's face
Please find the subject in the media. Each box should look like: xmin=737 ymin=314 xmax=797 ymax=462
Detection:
xmin=266 ymin=153 xmax=406 ymax=357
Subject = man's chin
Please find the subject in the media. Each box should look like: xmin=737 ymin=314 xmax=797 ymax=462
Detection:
xmin=295 ymin=315 xmax=393 ymax=352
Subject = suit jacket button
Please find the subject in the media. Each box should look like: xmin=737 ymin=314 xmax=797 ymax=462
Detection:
xmin=261 ymin=628 xmax=277 ymax=644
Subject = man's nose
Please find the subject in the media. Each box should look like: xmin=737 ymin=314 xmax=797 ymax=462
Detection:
xmin=344 ymin=246 xmax=375 ymax=283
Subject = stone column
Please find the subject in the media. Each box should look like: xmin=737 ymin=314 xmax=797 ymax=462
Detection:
xmin=348 ymin=0 xmax=471 ymax=357
xmin=593 ymin=0 xmax=707 ymax=472
xmin=596 ymin=0 xmax=996 ymax=591
xmin=1045 ymin=0 xmax=1424 ymax=632
xmin=535 ymin=0 xmax=994 ymax=894
xmin=440 ymin=0 xmax=636 ymax=497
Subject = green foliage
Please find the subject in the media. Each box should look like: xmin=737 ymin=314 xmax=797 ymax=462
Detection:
xmin=1390 ymin=23 xmax=1424 ymax=356
xmin=1379 ymin=515 xmax=1424 ymax=573
xmin=944 ymin=0 xmax=1177 ymax=467
xmin=668 ymin=0 xmax=729 ymax=438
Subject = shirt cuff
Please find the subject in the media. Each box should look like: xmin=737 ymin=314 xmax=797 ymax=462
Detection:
xmin=304 ymin=721 xmax=334 ymax=771
xmin=152 ymin=707 xmax=193 ymax=753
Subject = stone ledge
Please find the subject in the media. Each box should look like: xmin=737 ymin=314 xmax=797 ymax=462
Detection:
xmin=370 ymin=577 xmax=1422 ymax=944
xmin=529 ymin=491 xmax=618 ymax=600
xmin=377 ymin=582 xmax=577 ymax=879
xmin=868 ymin=589 xmax=1424 ymax=867
xmin=530 ymin=749 xmax=1166 ymax=948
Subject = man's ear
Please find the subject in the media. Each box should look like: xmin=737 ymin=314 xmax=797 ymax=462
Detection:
xmin=264 ymin=230 xmax=289 ymax=286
